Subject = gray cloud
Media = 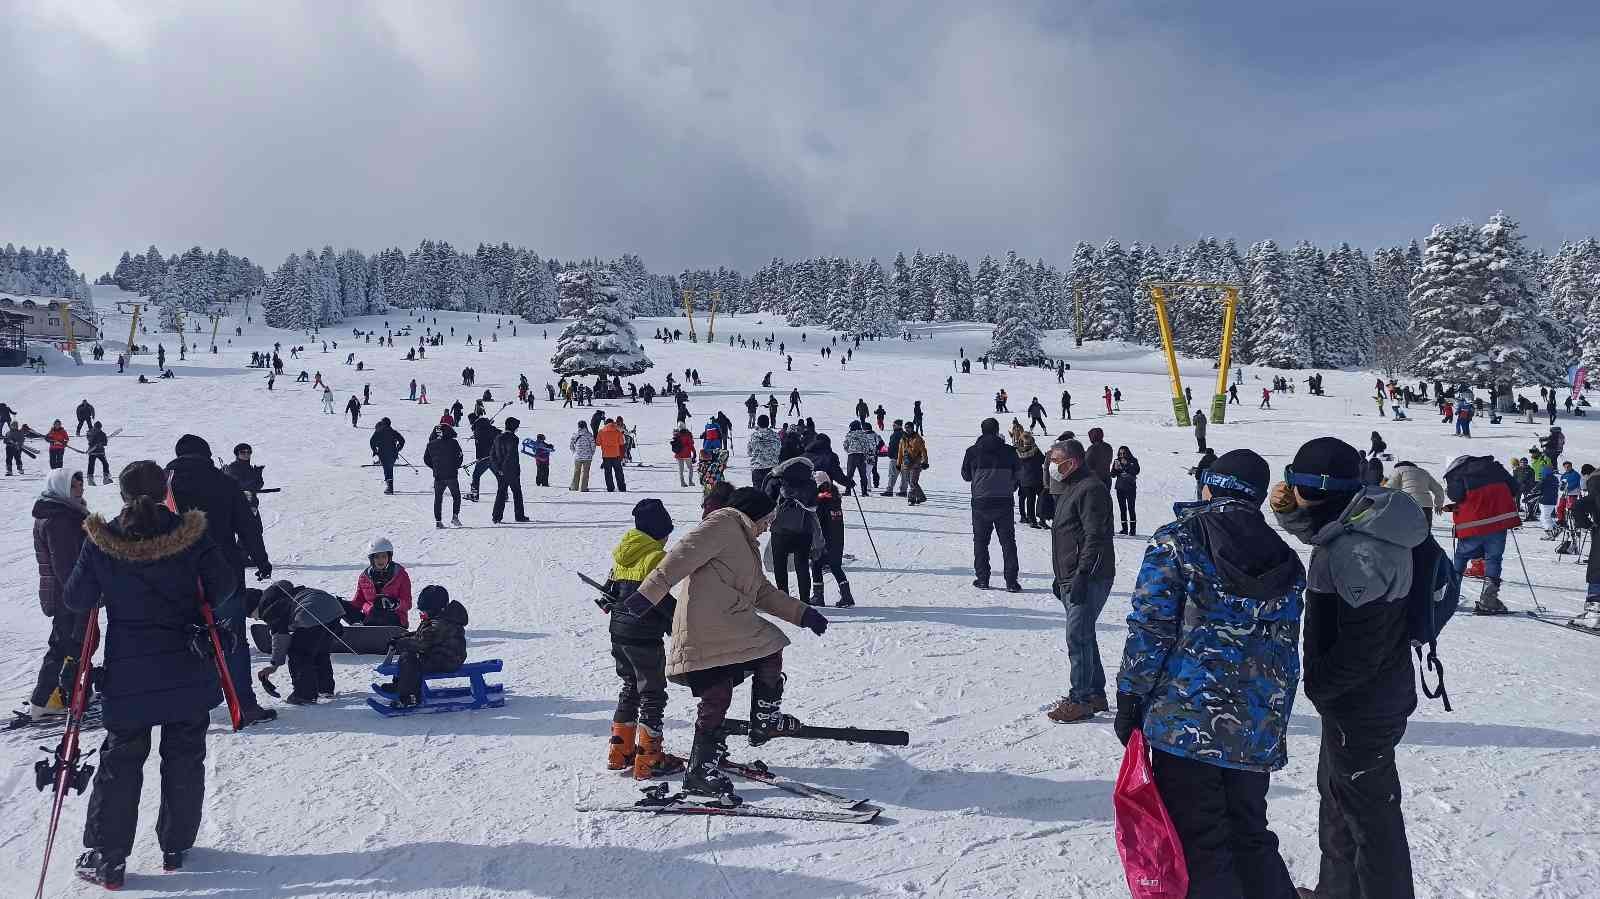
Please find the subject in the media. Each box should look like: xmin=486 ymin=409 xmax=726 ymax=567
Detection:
xmin=3 ymin=1 xmax=1597 ymax=280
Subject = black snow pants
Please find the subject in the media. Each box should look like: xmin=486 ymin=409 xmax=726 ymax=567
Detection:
xmin=493 ymin=474 xmax=525 ymax=521
xmin=1314 ymin=715 xmax=1413 ymax=899
xmin=612 ymin=640 xmax=669 ymax=732
xmin=1152 ymin=749 xmax=1297 ymax=899
xmin=971 ymin=503 xmax=1019 ymax=585
xmin=433 ymin=476 xmax=461 ymax=522
xmin=83 ymin=716 xmax=209 ymax=862
xmin=769 ymin=531 xmax=813 ymax=599
xmin=286 ymin=625 xmax=336 ymax=700
xmin=1116 ymin=488 xmax=1137 ymax=531
xmin=31 ymin=608 xmax=86 ymax=707
xmin=88 ymin=450 xmax=109 ymax=481
xmin=1018 ymin=486 xmax=1040 ymax=523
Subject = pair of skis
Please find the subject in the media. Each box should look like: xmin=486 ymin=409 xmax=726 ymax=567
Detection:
xmin=580 ymin=758 xmax=883 ymax=824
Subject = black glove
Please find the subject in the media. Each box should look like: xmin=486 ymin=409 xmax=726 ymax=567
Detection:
xmin=255 ymin=561 xmax=273 ymax=581
xmin=1113 ymin=693 xmax=1143 ymax=746
xmin=801 ymin=607 xmax=828 ymax=636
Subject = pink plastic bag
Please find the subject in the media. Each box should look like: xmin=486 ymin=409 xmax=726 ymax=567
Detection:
xmin=1113 ymin=730 xmax=1189 ymax=899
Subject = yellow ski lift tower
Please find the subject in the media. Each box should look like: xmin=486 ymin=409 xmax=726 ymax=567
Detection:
xmin=706 ymin=291 xmax=721 ymax=343
xmin=1145 ymin=282 xmax=1243 ymax=427
xmin=682 ymin=288 xmax=697 ymax=342
xmin=53 ymin=301 xmax=77 ymax=352
xmin=124 ymin=303 xmax=142 ymax=355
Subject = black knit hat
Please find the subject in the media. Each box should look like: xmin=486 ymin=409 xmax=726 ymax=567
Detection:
xmin=1289 ymin=436 xmax=1364 ymax=500
xmin=632 ymin=498 xmax=674 ymax=540
xmin=418 ymin=584 xmax=450 ymax=614
xmin=504 ymin=417 xmax=519 ymax=432
xmin=728 ymin=486 xmax=777 ymax=522
xmin=1203 ymin=449 xmax=1270 ymax=504
xmin=174 ymin=434 xmax=211 ymax=458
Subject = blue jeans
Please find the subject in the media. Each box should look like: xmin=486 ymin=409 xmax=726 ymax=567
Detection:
xmin=1453 ymin=530 xmax=1505 ymax=580
xmin=213 ymin=578 xmax=260 ymax=711
xmin=1061 ymin=575 xmax=1113 ymax=702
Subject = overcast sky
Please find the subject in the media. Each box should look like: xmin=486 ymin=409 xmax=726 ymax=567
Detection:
xmin=5 ymin=1 xmax=1599 ymax=279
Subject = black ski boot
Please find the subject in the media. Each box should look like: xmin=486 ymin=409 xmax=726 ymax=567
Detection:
xmin=1474 ymin=577 xmax=1510 ymax=615
xmin=808 ymin=583 xmax=825 ymax=607
xmin=76 ymin=850 xmax=125 ymax=890
xmin=384 ymin=481 xmax=394 ymax=495
xmin=748 ymin=675 xmax=802 ymax=747
xmin=163 ymin=850 xmax=185 ymax=871
xmin=682 ymin=726 xmax=740 ymax=806
xmin=835 ymin=581 xmax=856 ymax=608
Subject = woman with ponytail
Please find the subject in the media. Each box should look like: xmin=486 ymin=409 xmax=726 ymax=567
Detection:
xmin=62 ymin=460 xmax=236 ymax=889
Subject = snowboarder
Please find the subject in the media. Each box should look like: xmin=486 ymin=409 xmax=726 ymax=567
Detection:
xmin=423 ymin=423 xmax=464 ymax=528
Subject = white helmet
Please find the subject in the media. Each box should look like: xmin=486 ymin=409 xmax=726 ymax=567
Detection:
xmin=367 ymin=536 xmax=394 ymax=557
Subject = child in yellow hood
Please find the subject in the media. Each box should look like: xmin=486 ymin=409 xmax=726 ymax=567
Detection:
xmin=602 ymin=498 xmax=685 ymax=781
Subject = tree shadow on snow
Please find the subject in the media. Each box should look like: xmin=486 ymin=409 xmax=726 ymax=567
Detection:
xmin=1288 ymin=714 xmax=1600 ymax=749
xmin=161 ymin=840 xmax=870 ymax=898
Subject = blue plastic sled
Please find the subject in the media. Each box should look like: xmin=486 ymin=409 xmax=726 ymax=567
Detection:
xmin=367 ymin=658 xmax=505 ymax=716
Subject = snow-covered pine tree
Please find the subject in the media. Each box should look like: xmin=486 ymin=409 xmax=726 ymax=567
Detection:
xmin=1244 ymin=240 xmax=1309 ymax=367
xmin=1033 ymin=259 xmax=1063 ymax=331
xmin=861 ymin=259 xmax=899 ymax=337
xmin=511 ymin=251 xmax=558 ymax=323
xmin=1407 ymin=223 xmax=1482 ymax=382
xmin=910 ymin=249 xmax=936 ymax=321
xmin=1321 ymin=244 xmax=1367 ymax=368
xmin=970 ymin=255 xmax=999 ymax=324
xmin=1095 ymin=240 xmax=1134 ymax=341
xmin=1131 ymin=242 xmax=1167 ymax=346
xmin=1284 ymin=242 xmax=1330 ymax=366
xmin=1067 ymin=242 xmax=1099 ymax=340
xmin=891 ymin=252 xmax=913 ymax=321
xmin=987 ymin=251 xmax=1044 ymax=365
xmin=551 ymin=267 xmax=652 ymax=375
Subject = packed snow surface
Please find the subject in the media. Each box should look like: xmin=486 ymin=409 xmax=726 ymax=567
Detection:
xmin=2 ymin=289 xmax=1595 ymax=897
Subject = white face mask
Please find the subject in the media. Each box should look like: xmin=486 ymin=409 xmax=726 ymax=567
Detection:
xmin=1048 ymin=463 xmax=1068 ymax=483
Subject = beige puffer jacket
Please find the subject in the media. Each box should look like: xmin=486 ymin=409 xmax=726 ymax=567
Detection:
xmin=637 ymin=507 xmax=809 ymax=679
xmin=1387 ymin=462 xmax=1446 ymax=513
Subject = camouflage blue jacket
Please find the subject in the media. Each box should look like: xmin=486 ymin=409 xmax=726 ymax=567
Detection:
xmin=1117 ymin=498 xmax=1306 ymax=772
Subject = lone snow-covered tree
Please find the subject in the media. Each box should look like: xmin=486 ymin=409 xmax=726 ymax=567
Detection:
xmin=550 ymin=267 xmax=653 ymax=376
xmin=987 ymin=252 xmax=1044 ymax=365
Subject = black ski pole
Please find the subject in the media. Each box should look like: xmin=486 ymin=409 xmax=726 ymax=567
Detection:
xmin=1508 ymin=528 xmax=1545 ymax=613
xmin=852 ymin=492 xmax=883 ymax=567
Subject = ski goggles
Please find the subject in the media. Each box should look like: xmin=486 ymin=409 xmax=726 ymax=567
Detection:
xmin=1284 ymin=466 xmax=1363 ymax=493
xmin=1199 ymin=470 xmax=1260 ymax=500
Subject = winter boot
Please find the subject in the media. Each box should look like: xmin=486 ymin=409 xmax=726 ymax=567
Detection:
xmin=1118 ymin=521 xmax=1127 ymax=535
xmin=682 ymin=726 xmax=740 ymax=806
xmin=835 ymin=581 xmax=856 ymax=608
xmin=436 ymin=520 xmax=445 ymax=529
xmin=808 ymin=583 xmax=825 ymax=607
xmin=748 ymin=675 xmax=802 ymax=747
xmin=632 ymin=724 xmax=686 ymax=780
xmin=384 ymin=481 xmax=394 ymax=495
xmin=451 ymin=515 xmax=462 ymax=527
xmin=76 ymin=850 xmax=125 ymax=890
xmin=1568 ymin=601 xmax=1600 ymax=631
xmin=163 ymin=850 xmax=185 ymax=871
xmin=1090 ymin=694 xmax=1109 ymax=713
xmin=1474 ymin=577 xmax=1510 ymax=615
xmin=1046 ymin=697 xmax=1096 ymax=723
xmin=1128 ymin=517 xmax=1136 ymax=536
xmin=607 ymin=722 xmax=637 ymax=771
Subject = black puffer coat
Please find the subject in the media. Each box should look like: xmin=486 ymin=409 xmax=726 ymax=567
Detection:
xmin=34 ymin=493 xmax=88 ymax=616
xmin=167 ymin=453 xmax=269 ymax=575
xmin=394 ymin=600 xmax=469 ymax=672
xmin=63 ymin=508 xmax=236 ymax=729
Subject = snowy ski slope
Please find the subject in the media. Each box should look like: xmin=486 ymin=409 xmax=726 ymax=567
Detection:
xmin=1 ymin=287 xmax=1594 ymax=897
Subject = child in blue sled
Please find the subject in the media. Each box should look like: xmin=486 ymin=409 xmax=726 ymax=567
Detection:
xmin=378 ymin=585 xmax=469 ymax=708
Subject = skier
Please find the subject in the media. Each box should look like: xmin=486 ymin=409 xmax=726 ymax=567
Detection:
xmin=614 ymin=487 xmax=826 ymax=805
xmin=345 ymin=395 xmax=361 ymax=427
xmin=746 ymin=415 xmax=781 ymax=489
xmin=85 ymin=421 xmax=110 ymax=485
xmin=1444 ymin=453 xmax=1520 ymax=615
xmin=1259 ymin=387 xmax=1272 ymax=409
xmin=74 ymin=398 xmax=94 ymax=435
xmin=254 ymin=581 xmax=345 ymax=705
xmin=945 ymin=375 xmax=954 ymax=394
xmin=23 ymin=468 xmax=89 ymax=721
xmin=962 ymin=418 xmax=1022 ymax=591
xmin=809 ymin=470 xmax=855 ymax=607
xmin=1272 ymin=438 xmax=1426 ymax=899
xmin=491 ymin=417 xmax=529 ymax=523
xmin=376 ymin=586 xmax=469 ymax=710
xmin=369 ymin=418 xmax=405 ymax=495
xmin=1541 ymin=426 xmax=1565 ymax=468
xmin=1228 ymin=383 xmax=1240 ymax=406
xmin=897 ymin=424 xmax=928 ymax=505
xmin=1026 ymin=397 xmax=1048 ymax=433
xmin=465 ymin=412 xmax=499 ymax=501
xmin=787 ymin=388 xmax=802 ymax=417
xmin=1103 ymin=386 xmax=1113 ymax=414
xmin=166 ymin=435 xmax=274 ymax=725
xmin=423 ymin=423 xmax=464 ymax=528
xmin=1455 ymin=402 xmax=1473 ymax=437
xmin=1111 ymin=446 xmax=1140 ymax=535
xmin=601 ymin=499 xmax=686 ymax=779
xmin=570 ymin=421 xmax=596 ymax=492
xmin=63 ymin=460 xmax=237 ymax=887
xmin=1536 ymin=464 xmax=1560 ymax=538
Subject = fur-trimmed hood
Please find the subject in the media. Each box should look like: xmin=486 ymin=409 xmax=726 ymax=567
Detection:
xmin=83 ymin=508 xmax=208 ymax=563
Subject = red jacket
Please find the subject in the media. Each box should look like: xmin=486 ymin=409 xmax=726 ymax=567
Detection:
xmin=672 ymin=431 xmax=695 ymax=460
xmin=46 ymin=426 xmax=69 ymax=450
xmin=1445 ymin=456 xmax=1521 ymax=538
xmin=354 ymin=563 xmax=413 ymax=628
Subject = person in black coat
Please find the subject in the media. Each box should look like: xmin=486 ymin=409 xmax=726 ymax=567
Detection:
xmin=467 ymin=412 xmax=500 ymax=500
xmin=166 ymin=434 xmax=273 ymax=725
xmin=255 ymin=580 xmax=346 ymax=704
xmin=63 ymin=460 xmax=237 ymax=886
xmin=810 ymin=471 xmax=856 ymax=607
xmin=369 ymin=418 xmax=405 ymax=495
xmin=802 ymin=433 xmax=851 ymax=491
xmin=378 ymin=585 xmax=470 ymax=707
xmin=1110 ymin=445 xmax=1140 ymax=535
xmin=490 ymin=417 xmax=528 ymax=523
xmin=424 ymin=424 xmax=464 ymax=527
xmin=29 ymin=468 xmax=89 ymax=718
xmin=961 ymin=418 xmax=1022 ymax=591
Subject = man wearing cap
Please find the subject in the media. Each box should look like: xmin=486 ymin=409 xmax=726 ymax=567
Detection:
xmin=1045 ymin=439 xmax=1116 ymax=722
xmin=1114 ymin=449 xmax=1305 ymax=895
xmin=1442 ymin=453 xmax=1521 ymax=614
xmin=1271 ymin=437 xmax=1427 ymax=899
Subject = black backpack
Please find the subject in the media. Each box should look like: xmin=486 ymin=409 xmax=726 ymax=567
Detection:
xmin=772 ymin=483 xmax=818 ymax=537
xmin=1406 ymin=535 xmax=1462 ymax=711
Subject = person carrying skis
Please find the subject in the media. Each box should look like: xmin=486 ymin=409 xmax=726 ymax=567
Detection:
xmin=897 ymin=423 xmax=928 ymax=505
xmin=4 ymin=419 xmax=30 ymax=475
xmin=23 ymin=468 xmax=89 ymax=722
xmin=377 ymin=585 xmax=469 ymax=710
xmin=615 ymin=487 xmax=826 ymax=805
xmin=369 ymin=418 xmax=405 ymax=495
xmin=85 ymin=421 xmax=111 ymax=485
xmin=491 ymin=417 xmax=529 ymax=523
xmin=1111 ymin=445 xmax=1140 ymax=535
xmin=254 ymin=580 xmax=345 ymax=705
xmin=810 ymin=470 xmax=855 ymax=607
xmin=601 ymin=499 xmax=686 ymax=780
xmin=351 ymin=537 xmax=413 ymax=627
xmin=46 ymin=419 xmax=70 ymax=469
xmin=1443 ymin=453 xmax=1521 ymax=614
xmin=1272 ymin=437 xmax=1426 ymax=899
xmin=1114 ymin=449 xmax=1305 ymax=897
xmin=423 ymin=423 xmax=464 ymax=528
xmin=63 ymin=459 xmax=237 ymax=887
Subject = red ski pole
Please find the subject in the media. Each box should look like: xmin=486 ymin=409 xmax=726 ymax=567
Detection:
xmin=35 ymin=608 xmax=101 ymax=899
xmin=200 ymin=578 xmax=244 ymax=731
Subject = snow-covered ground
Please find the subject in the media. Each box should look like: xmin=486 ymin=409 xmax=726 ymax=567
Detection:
xmin=2 ymin=287 xmax=1595 ymax=898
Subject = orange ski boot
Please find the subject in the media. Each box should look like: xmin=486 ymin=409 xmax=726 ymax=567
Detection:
xmin=607 ymin=723 xmax=637 ymax=771
xmin=633 ymin=725 xmax=687 ymax=780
